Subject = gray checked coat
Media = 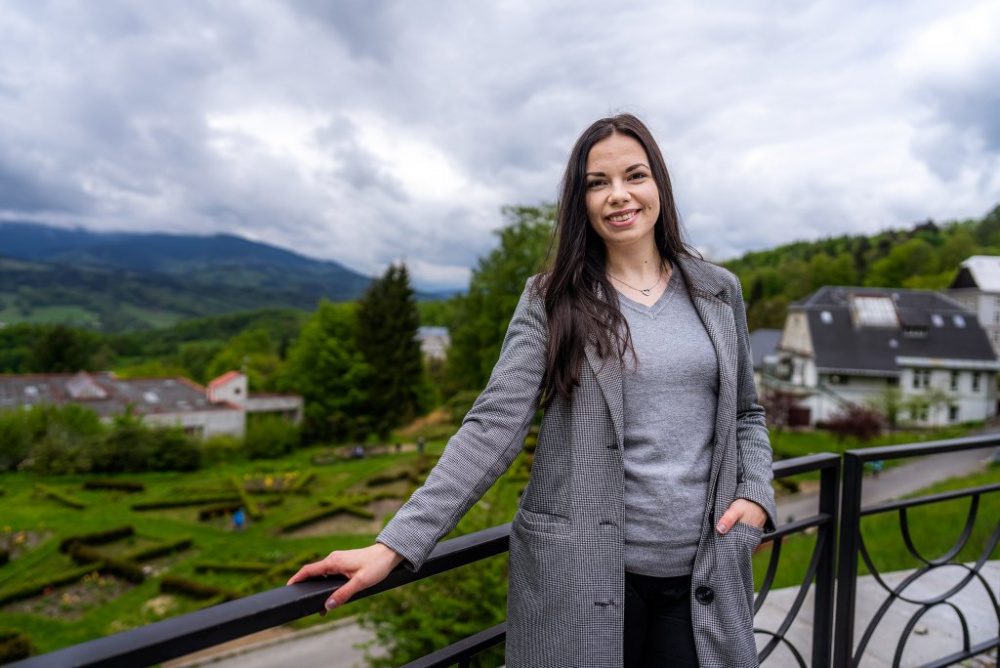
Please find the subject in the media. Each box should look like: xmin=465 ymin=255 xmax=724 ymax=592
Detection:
xmin=378 ymin=255 xmax=777 ymax=667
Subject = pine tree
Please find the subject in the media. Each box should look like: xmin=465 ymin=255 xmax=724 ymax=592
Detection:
xmin=356 ymin=263 xmax=423 ymax=439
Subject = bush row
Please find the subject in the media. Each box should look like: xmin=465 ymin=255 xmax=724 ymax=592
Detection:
xmin=0 ymin=564 xmax=96 ymax=606
xmin=0 ymin=630 xmax=33 ymax=664
xmin=194 ymin=561 xmax=271 ymax=574
xmin=131 ymin=495 xmax=241 ymax=511
xmin=35 ymin=484 xmax=86 ymax=509
xmin=83 ymin=480 xmax=145 ymax=492
xmin=59 ymin=525 xmax=134 ymax=553
xmin=160 ymin=576 xmax=242 ymax=602
xmin=231 ymin=476 xmax=263 ymax=521
xmin=123 ymin=537 xmax=193 ymax=562
xmin=277 ymin=503 xmax=374 ymax=533
xmin=67 ymin=544 xmax=145 ymax=583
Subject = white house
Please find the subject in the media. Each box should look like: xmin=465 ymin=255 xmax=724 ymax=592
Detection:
xmin=948 ymin=255 xmax=1000 ymax=356
xmin=0 ymin=370 xmax=302 ymax=438
xmin=775 ymin=286 xmax=999 ymax=427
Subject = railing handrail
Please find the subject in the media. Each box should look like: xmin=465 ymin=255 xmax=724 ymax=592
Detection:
xmin=8 ymin=437 xmax=997 ymax=668
xmin=12 ymin=525 xmax=511 ymax=668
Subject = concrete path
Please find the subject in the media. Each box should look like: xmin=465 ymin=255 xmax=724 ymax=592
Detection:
xmin=777 ymin=444 xmax=999 ymax=524
xmin=165 ymin=617 xmax=378 ymax=668
xmin=755 ymin=562 xmax=999 ymax=667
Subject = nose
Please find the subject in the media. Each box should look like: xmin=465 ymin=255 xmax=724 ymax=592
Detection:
xmin=609 ymin=179 xmax=630 ymax=204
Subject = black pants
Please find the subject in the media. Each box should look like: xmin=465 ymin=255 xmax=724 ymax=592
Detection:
xmin=623 ymin=572 xmax=699 ymax=667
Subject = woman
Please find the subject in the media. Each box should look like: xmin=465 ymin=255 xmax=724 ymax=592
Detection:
xmin=288 ymin=114 xmax=776 ymax=667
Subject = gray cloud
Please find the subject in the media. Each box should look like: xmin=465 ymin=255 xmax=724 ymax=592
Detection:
xmin=0 ymin=0 xmax=997 ymax=289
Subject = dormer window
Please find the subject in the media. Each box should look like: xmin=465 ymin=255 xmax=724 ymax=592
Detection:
xmin=902 ymin=326 xmax=928 ymax=339
xmin=953 ymin=315 xmax=966 ymax=328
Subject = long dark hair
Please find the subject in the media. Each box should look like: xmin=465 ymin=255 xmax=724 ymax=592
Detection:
xmin=537 ymin=113 xmax=694 ymax=406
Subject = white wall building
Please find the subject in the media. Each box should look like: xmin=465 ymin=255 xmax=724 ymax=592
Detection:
xmin=948 ymin=255 xmax=1000 ymax=356
xmin=0 ymin=370 xmax=302 ymax=438
xmin=775 ymin=286 xmax=999 ymax=427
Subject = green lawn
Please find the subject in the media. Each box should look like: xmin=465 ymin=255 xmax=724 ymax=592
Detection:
xmin=0 ymin=440 xmax=454 ymax=658
xmin=754 ymin=462 xmax=1000 ymax=591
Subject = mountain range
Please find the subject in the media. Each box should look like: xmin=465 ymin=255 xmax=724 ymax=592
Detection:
xmin=0 ymin=221 xmax=383 ymax=331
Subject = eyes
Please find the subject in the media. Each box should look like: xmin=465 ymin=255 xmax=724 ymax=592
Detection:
xmin=586 ymin=171 xmax=650 ymax=190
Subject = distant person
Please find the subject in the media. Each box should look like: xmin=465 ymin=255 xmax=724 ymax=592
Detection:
xmin=351 ymin=444 xmax=365 ymax=460
xmin=232 ymin=508 xmax=245 ymax=532
xmin=289 ymin=114 xmax=775 ymax=667
xmin=416 ymin=436 xmax=425 ymax=454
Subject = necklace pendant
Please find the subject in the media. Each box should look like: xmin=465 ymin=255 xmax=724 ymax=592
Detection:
xmin=641 ymin=288 xmax=651 ymax=296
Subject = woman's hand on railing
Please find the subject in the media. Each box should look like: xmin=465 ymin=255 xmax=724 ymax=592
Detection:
xmin=287 ymin=542 xmax=404 ymax=612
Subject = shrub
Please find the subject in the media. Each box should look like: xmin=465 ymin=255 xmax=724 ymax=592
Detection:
xmin=244 ymin=416 xmax=300 ymax=460
xmin=92 ymin=421 xmax=201 ymax=474
xmin=123 ymin=537 xmax=192 ymax=562
xmin=822 ymin=404 xmax=885 ymax=442
xmin=67 ymin=543 xmax=145 ymax=583
xmin=0 ymin=630 xmax=33 ymax=663
xmin=35 ymin=484 xmax=86 ymax=509
xmin=59 ymin=526 xmax=134 ymax=553
xmin=160 ymin=576 xmax=241 ymax=601
xmin=83 ymin=480 xmax=145 ymax=492
xmin=199 ymin=434 xmax=245 ymax=466
xmin=0 ymin=411 xmax=31 ymax=472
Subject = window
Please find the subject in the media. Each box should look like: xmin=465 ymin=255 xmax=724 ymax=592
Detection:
xmin=828 ymin=374 xmax=848 ymax=385
xmin=949 ymin=405 xmax=960 ymax=422
xmin=931 ymin=314 xmax=944 ymax=327
xmin=912 ymin=370 xmax=930 ymax=389
xmin=953 ymin=315 xmax=966 ymax=328
xmin=972 ymin=372 xmax=981 ymax=392
xmin=951 ymin=371 xmax=960 ymax=391
xmin=820 ymin=311 xmax=833 ymax=324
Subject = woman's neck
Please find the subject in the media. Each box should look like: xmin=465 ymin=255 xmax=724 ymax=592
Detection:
xmin=604 ymin=242 xmax=666 ymax=283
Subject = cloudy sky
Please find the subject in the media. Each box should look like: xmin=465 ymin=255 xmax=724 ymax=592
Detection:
xmin=1 ymin=1 xmax=998 ymax=289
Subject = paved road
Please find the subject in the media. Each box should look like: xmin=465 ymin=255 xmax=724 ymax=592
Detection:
xmin=777 ymin=443 xmax=999 ymax=524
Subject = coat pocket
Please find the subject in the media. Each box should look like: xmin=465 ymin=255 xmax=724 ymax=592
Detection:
xmin=515 ymin=507 xmax=571 ymax=536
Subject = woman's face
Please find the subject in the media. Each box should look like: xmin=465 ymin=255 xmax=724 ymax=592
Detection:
xmin=584 ymin=132 xmax=661 ymax=252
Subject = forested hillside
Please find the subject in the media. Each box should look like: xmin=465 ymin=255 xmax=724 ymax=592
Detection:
xmin=724 ymin=204 xmax=1000 ymax=330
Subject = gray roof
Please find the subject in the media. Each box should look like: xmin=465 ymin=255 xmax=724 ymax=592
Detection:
xmin=748 ymin=329 xmax=782 ymax=370
xmin=0 ymin=372 xmax=238 ymax=417
xmin=790 ymin=286 xmax=996 ymax=374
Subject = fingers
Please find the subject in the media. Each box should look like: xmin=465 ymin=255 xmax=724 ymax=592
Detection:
xmin=325 ymin=574 xmax=368 ymax=610
xmin=716 ymin=499 xmax=767 ymax=533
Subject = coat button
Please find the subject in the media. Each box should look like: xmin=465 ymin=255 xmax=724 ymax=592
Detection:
xmin=695 ymin=585 xmax=714 ymax=604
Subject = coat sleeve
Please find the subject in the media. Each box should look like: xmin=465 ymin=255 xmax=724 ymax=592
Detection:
xmin=729 ymin=274 xmax=778 ymax=531
xmin=376 ymin=277 xmax=548 ymax=570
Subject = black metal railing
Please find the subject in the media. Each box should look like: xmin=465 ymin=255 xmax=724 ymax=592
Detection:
xmin=834 ymin=434 xmax=1000 ymax=668
xmin=8 ymin=437 xmax=999 ymax=668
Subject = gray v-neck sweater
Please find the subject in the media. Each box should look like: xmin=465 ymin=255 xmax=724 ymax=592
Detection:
xmin=619 ymin=269 xmax=719 ymax=577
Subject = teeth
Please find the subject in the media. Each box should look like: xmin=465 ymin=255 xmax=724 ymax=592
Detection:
xmin=609 ymin=211 xmax=634 ymax=222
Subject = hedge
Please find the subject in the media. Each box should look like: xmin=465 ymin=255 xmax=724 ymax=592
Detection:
xmin=0 ymin=630 xmax=33 ymax=663
xmin=35 ymin=484 xmax=86 ymax=509
xmin=366 ymin=470 xmax=410 ymax=487
xmin=160 ymin=576 xmax=241 ymax=602
xmin=83 ymin=480 xmax=145 ymax=493
xmin=291 ymin=471 xmax=316 ymax=494
xmin=231 ymin=476 xmax=263 ymax=521
xmin=0 ymin=550 xmax=8 ymax=567
xmin=59 ymin=525 xmax=134 ymax=553
xmin=277 ymin=504 xmax=375 ymax=533
xmin=194 ymin=561 xmax=271 ymax=574
xmin=67 ymin=543 xmax=144 ymax=584
xmin=198 ymin=503 xmax=242 ymax=520
xmin=0 ymin=564 xmax=97 ymax=606
xmin=131 ymin=495 xmax=241 ymax=511
xmin=123 ymin=537 xmax=193 ymax=562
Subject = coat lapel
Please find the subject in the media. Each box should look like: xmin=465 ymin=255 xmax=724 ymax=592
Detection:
xmin=585 ymin=342 xmax=625 ymax=449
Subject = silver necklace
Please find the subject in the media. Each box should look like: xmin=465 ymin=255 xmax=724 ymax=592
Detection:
xmin=609 ymin=265 xmax=665 ymax=297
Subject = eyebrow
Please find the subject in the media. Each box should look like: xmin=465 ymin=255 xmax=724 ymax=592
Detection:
xmin=585 ymin=163 xmax=650 ymax=177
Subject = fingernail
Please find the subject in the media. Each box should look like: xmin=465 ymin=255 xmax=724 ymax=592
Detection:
xmin=716 ymin=522 xmax=728 ymax=533
xmin=325 ymin=599 xmax=338 ymax=611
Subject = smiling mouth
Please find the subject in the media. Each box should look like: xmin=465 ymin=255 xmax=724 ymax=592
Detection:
xmin=607 ymin=210 xmax=639 ymax=223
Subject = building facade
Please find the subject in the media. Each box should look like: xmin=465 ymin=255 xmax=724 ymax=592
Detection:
xmin=774 ymin=286 xmax=999 ymax=427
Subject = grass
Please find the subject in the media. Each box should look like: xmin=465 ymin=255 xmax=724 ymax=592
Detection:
xmin=0 ymin=438 xmax=452 ymax=657
xmin=753 ymin=462 xmax=1000 ymax=591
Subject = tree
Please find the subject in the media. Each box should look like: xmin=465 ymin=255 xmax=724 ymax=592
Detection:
xmin=279 ymin=301 xmax=371 ymax=443
xmin=868 ymin=387 xmax=903 ymax=434
xmin=205 ymin=328 xmax=284 ymax=390
xmin=356 ymin=263 xmax=423 ymax=439
xmin=865 ymin=239 xmax=939 ymax=288
xmin=447 ymin=205 xmax=554 ymax=391
xmin=29 ymin=325 xmax=99 ymax=372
